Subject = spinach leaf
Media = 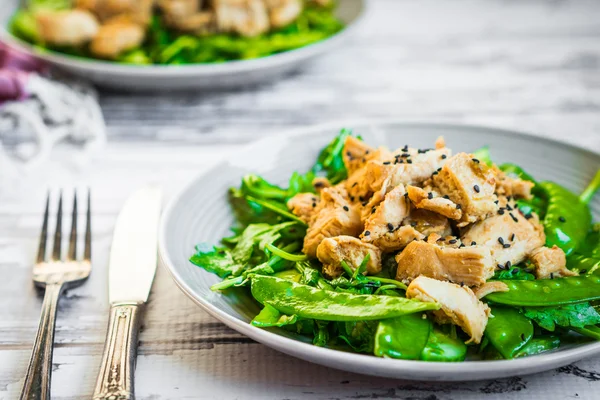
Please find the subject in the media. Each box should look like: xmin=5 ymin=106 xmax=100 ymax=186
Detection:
xmin=491 ymin=266 xmax=535 ymax=281
xmin=522 ymin=302 xmax=600 ymax=331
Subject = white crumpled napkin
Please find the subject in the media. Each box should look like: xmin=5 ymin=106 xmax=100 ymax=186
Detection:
xmin=0 ymin=42 xmax=106 ymax=193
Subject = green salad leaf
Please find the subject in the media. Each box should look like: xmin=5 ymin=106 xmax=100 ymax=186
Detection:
xmin=522 ymin=302 xmax=600 ymax=331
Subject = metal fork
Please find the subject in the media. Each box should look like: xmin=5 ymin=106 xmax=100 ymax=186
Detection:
xmin=20 ymin=190 xmax=92 ymax=400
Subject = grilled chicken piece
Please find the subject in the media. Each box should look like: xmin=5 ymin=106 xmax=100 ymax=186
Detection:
xmin=36 ymin=10 xmax=99 ymax=46
xmin=493 ymin=166 xmax=534 ymax=200
xmin=287 ymin=192 xmax=319 ymax=223
xmin=90 ymin=17 xmax=145 ymax=58
xmin=343 ymin=136 xmax=392 ymax=177
xmin=529 ymin=245 xmax=577 ymax=279
xmin=265 ymin=0 xmax=302 ymax=28
xmin=395 ymin=241 xmax=495 ymax=287
xmin=317 ymin=236 xmax=382 ymax=278
xmin=303 ymin=186 xmax=362 ymax=257
xmin=474 ymin=281 xmax=509 ymax=299
xmin=345 ymin=166 xmax=373 ymax=203
xmin=312 ymin=177 xmax=331 ymax=193
xmin=461 ymin=200 xmax=545 ymax=269
xmin=76 ymin=0 xmax=153 ymax=25
xmin=406 ymin=185 xmax=462 ymax=220
xmin=158 ymin=0 xmax=215 ymax=32
xmin=402 ymin=209 xmax=452 ymax=239
xmin=406 ymin=276 xmax=490 ymax=344
xmin=366 ymin=147 xmax=452 ymax=195
xmin=431 ymin=153 xmax=498 ymax=227
xmin=213 ymin=0 xmax=270 ymax=37
xmin=360 ymin=185 xmax=410 ymax=248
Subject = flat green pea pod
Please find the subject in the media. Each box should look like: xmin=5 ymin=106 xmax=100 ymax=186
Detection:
xmin=499 ymin=163 xmax=537 ymax=184
xmin=579 ymin=224 xmax=600 ymax=258
xmin=514 ymin=336 xmax=560 ymax=357
xmin=250 ymin=275 xmax=439 ymax=321
xmin=484 ymin=307 xmax=533 ymax=359
xmin=421 ymin=328 xmax=467 ymax=362
xmin=485 ymin=276 xmax=600 ymax=306
xmin=537 ymin=181 xmax=591 ymax=256
xmin=251 ymin=304 xmax=298 ymax=328
xmin=374 ymin=313 xmax=431 ymax=360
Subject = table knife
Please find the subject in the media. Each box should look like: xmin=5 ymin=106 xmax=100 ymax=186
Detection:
xmin=92 ymin=186 xmax=162 ymax=400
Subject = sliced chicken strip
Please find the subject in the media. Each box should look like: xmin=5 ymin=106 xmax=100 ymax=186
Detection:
xmin=461 ymin=200 xmax=545 ymax=270
xmin=407 ymin=185 xmax=463 ymax=220
xmin=432 ymin=153 xmax=498 ymax=227
xmin=395 ymin=241 xmax=495 ymax=287
xmin=287 ymin=192 xmax=319 ymax=224
xmin=406 ymin=276 xmax=491 ymax=344
xmin=530 ymin=245 xmax=578 ymax=279
xmin=36 ymin=10 xmax=99 ymax=46
xmin=303 ymin=186 xmax=362 ymax=257
xmin=317 ymin=236 xmax=382 ymax=278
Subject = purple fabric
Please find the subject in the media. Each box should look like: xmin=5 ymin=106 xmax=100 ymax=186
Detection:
xmin=0 ymin=42 xmax=47 ymax=103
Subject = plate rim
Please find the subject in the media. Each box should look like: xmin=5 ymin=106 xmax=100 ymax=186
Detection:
xmin=0 ymin=0 xmax=366 ymax=76
xmin=158 ymin=120 xmax=600 ymax=381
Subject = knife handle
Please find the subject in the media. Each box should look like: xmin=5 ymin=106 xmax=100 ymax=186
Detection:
xmin=93 ymin=303 xmax=144 ymax=400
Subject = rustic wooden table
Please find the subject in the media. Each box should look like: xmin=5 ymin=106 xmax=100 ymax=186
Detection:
xmin=2 ymin=0 xmax=600 ymax=398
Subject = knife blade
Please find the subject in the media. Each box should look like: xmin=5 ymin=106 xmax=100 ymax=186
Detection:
xmin=93 ymin=186 xmax=162 ymax=400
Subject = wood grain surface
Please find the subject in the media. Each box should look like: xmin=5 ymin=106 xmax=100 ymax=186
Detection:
xmin=1 ymin=0 xmax=600 ymax=399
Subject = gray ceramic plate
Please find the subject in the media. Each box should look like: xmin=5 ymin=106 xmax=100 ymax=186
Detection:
xmin=0 ymin=0 xmax=364 ymax=91
xmin=159 ymin=121 xmax=600 ymax=381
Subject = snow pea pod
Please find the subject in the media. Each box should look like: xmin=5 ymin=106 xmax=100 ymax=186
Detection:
xmin=421 ymin=328 xmax=467 ymax=362
xmin=514 ymin=336 xmax=560 ymax=358
xmin=250 ymin=275 xmax=439 ymax=321
xmin=537 ymin=181 xmax=591 ymax=256
xmin=484 ymin=307 xmax=533 ymax=359
xmin=485 ymin=276 xmax=600 ymax=306
xmin=374 ymin=313 xmax=431 ymax=360
xmin=567 ymin=254 xmax=600 ymax=275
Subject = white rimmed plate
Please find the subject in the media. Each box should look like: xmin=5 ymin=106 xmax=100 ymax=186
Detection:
xmin=0 ymin=0 xmax=364 ymax=91
xmin=159 ymin=121 xmax=600 ymax=381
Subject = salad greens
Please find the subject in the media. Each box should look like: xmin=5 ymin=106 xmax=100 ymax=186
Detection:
xmin=191 ymin=129 xmax=600 ymax=361
xmin=10 ymin=1 xmax=344 ymax=64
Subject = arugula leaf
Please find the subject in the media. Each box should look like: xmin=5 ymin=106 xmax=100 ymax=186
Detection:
xmin=311 ymin=128 xmax=354 ymax=184
xmin=251 ymin=304 xmax=298 ymax=328
xmin=334 ymin=320 xmax=377 ymax=353
xmin=522 ymin=302 xmax=600 ymax=331
xmin=228 ymin=187 xmax=282 ymax=227
xmin=190 ymin=244 xmax=243 ymax=278
xmin=491 ymin=266 xmax=535 ymax=281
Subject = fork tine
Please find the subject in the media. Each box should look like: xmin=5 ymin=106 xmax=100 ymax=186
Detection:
xmin=84 ymin=189 xmax=91 ymax=262
xmin=67 ymin=192 xmax=78 ymax=261
xmin=36 ymin=191 xmax=50 ymax=263
xmin=51 ymin=190 xmax=63 ymax=261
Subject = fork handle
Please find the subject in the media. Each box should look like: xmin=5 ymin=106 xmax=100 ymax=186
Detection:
xmin=20 ymin=283 xmax=64 ymax=400
xmin=93 ymin=303 xmax=144 ymax=400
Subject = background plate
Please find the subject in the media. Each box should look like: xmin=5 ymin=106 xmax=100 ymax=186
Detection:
xmin=0 ymin=0 xmax=364 ymax=91
xmin=159 ymin=121 xmax=600 ymax=381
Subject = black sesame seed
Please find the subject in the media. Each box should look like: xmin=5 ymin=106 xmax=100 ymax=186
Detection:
xmin=559 ymin=216 xmax=566 ymax=223
xmin=437 ymin=167 xmax=442 ymax=172
xmin=449 ymin=239 xmax=457 ymax=244
xmin=456 ymin=204 xmax=462 ymax=209
xmin=427 ymin=192 xmax=433 ymax=200
xmin=364 ymin=231 xmax=370 ymax=236
xmin=441 ymin=154 xmax=447 ymax=159
xmin=411 ymin=221 xmax=418 ymax=227
xmin=343 ymin=205 xmax=349 ymax=211
xmin=312 ymin=203 xmax=317 ymax=208
xmin=525 ymin=213 xmax=533 ymax=220
xmin=383 ymin=161 xmax=391 ymax=165
xmin=473 ymin=185 xmax=480 ymax=193
xmin=401 ymin=153 xmax=410 ymax=158
xmin=472 ymin=158 xmax=480 ymax=163
xmin=365 ymin=150 xmax=370 ymax=155
xmin=459 ymin=244 xmax=465 ymax=248
xmin=361 ymin=201 xmax=368 ymax=206
xmin=509 ymin=212 xmax=519 ymax=223
xmin=498 ymin=209 xmax=505 ymax=215
xmin=349 ymin=196 xmax=355 ymax=202
xmin=494 ymin=200 xmax=499 ymax=204
xmin=407 ymin=159 xmax=413 ymax=164
xmin=460 ymin=282 xmax=465 ymax=287
xmin=510 ymin=233 xmax=515 ymax=241
xmin=505 ymin=261 xmax=512 ymax=269
xmin=471 ymin=241 xmax=477 ymax=246
xmin=387 ymin=223 xmax=394 ymax=232
xmin=404 ymin=192 xmax=409 ymax=198
xmin=372 ymin=207 xmax=376 ymax=214
xmin=550 ymin=273 xmax=554 ymax=279
xmin=402 ymin=145 xmax=408 ymax=152
xmin=443 ymin=195 xmax=450 ymax=199
xmin=497 ymin=264 xmax=505 ymax=270
xmin=346 ymin=151 xmax=352 ymax=157
xmin=437 ymin=237 xmax=444 ymax=242
xmin=352 ymin=182 xmax=358 ymax=187
xmin=581 ymin=269 xmax=588 ymax=274
xmin=432 ymin=171 xmax=438 ymax=176
xmin=506 ymin=204 xmax=513 ymax=211
xmin=520 ymin=333 xmax=525 ymax=341
xmin=359 ymin=196 xmax=364 ymax=202
xmin=503 ymin=243 xmax=511 ymax=248
xmin=498 ymin=237 xmax=505 ymax=245
xmin=507 ymin=196 xmax=512 ymax=202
